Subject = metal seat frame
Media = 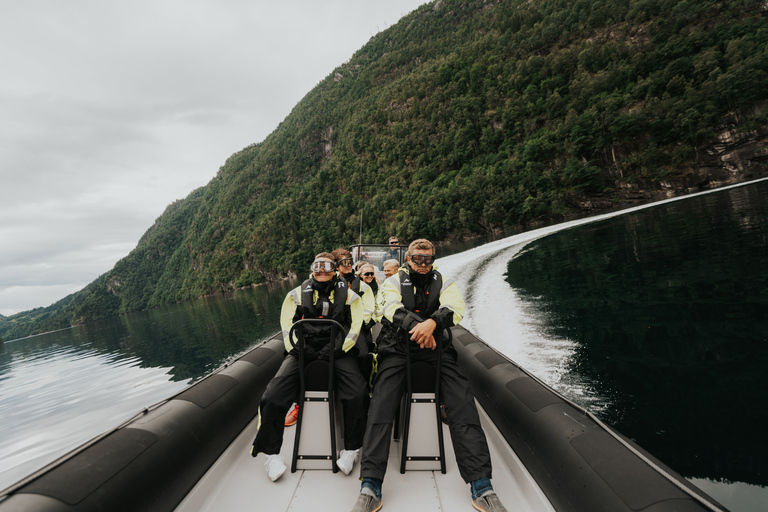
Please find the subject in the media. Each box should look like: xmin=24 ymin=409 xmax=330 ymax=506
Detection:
xmin=396 ymin=327 xmax=451 ymax=474
xmin=288 ymin=318 xmax=345 ymax=473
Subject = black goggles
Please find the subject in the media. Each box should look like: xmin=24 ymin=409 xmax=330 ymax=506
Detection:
xmin=337 ymin=258 xmax=354 ymax=267
xmin=410 ymin=254 xmax=435 ymax=266
xmin=311 ymin=260 xmax=336 ymax=273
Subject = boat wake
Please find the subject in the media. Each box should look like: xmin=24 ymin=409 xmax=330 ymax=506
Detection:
xmin=434 ymin=180 xmax=768 ymax=415
xmin=436 ymin=230 xmax=609 ymax=414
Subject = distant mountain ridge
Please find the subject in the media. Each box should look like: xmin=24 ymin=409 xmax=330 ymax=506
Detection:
xmin=2 ymin=0 xmax=767 ymax=341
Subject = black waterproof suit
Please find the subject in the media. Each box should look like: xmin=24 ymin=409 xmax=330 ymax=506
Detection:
xmin=251 ymin=275 xmax=367 ymax=456
xmin=359 ymin=266 xmax=492 ymax=484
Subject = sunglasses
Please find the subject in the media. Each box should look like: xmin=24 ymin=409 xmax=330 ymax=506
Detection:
xmin=362 ymin=272 xmax=375 ymax=277
xmin=410 ymin=254 xmax=435 ymax=266
xmin=337 ymin=258 xmax=354 ymax=267
xmin=311 ymin=260 xmax=336 ymax=273
xmin=389 ymin=241 xmax=399 ymax=245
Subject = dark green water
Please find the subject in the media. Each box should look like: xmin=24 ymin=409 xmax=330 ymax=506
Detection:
xmin=506 ymin=180 xmax=768 ymax=506
xmin=101 ymin=280 xmax=296 ymax=381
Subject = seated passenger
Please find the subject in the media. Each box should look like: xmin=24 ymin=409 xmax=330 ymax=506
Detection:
xmin=251 ymin=253 xmax=367 ymax=480
xmin=382 ymin=259 xmax=400 ymax=279
xmin=359 ymin=263 xmax=380 ymax=288
xmin=351 ymin=239 xmax=508 ymax=512
xmin=354 ymin=260 xmax=367 ymax=274
xmin=334 ymin=248 xmax=377 ymax=358
xmin=332 ymin=248 xmax=355 ymax=282
xmin=358 ymin=262 xmax=380 ymax=344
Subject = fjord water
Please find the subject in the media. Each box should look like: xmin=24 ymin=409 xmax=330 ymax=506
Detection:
xmin=500 ymin=179 xmax=768 ymax=511
xmin=1 ymin=180 xmax=766 ymax=511
xmin=427 ymin=178 xmax=767 ymax=512
xmin=0 ymin=280 xmax=298 ymax=491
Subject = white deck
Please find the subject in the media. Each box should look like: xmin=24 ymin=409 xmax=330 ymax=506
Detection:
xmin=175 ymin=402 xmax=555 ymax=512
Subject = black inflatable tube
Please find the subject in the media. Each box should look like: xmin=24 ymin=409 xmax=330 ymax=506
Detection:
xmin=0 ymin=327 xmax=727 ymax=512
xmin=451 ymin=325 xmax=725 ymax=512
xmin=0 ymin=335 xmax=285 ymax=512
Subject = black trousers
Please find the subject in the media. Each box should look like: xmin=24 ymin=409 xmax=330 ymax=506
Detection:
xmin=359 ymin=347 xmax=492 ymax=484
xmin=251 ymin=352 xmax=367 ymax=455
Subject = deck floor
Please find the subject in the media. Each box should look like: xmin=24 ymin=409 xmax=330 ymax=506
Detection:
xmin=175 ymin=402 xmax=554 ymax=512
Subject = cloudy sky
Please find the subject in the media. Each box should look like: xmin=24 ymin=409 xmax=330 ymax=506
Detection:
xmin=0 ymin=0 xmax=428 ymax=317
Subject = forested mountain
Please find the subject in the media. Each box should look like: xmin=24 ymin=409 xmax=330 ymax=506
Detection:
xmin=3 ymin=0 xmax=767 ymax=341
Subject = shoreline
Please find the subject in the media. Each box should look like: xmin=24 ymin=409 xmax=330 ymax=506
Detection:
xmin=3 ymin=174 xmax=767 ymax=343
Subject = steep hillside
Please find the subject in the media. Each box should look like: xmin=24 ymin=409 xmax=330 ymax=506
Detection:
xmin=3 ymin=0 xmax=767 ymax=341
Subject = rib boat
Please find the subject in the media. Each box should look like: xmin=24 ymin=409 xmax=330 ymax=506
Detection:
xmin=0 ymin=321 xmax=726 ymax=512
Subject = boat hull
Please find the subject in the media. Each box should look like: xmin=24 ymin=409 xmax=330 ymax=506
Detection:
xmin=0 ymin=329 xmax=725 ymax=512
xmin=451 ymin=325 xmax=724 ymax=512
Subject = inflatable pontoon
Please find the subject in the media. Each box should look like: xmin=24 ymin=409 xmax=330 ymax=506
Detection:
xmin=0 ymin=325 xmax=726 ymax=512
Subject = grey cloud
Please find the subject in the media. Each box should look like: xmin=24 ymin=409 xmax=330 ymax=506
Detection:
xmin=0 ymin=0 xmax=427 ymax=315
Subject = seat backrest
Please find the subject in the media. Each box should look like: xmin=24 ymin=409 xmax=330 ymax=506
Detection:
xmin=410 ymin=361 xmax=436 ymax=393
xmin=304 ymin=360 xmax=330 ymax=392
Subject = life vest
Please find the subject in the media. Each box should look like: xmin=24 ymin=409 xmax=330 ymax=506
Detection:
xmin=346 ymin=274 xmax=362 ymax=296
xmin=398 ymin=269 xmax=443 ymax=318
xmin=297 ymin=277 xmax=349 ymax=325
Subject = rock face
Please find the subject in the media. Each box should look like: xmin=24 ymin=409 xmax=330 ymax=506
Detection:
xmin=697 ymin=104 xmax=767 ymax=179
xmin=694 ymin=100 xmax=768 ymax=186
xmin=299 ymin=126 xmax=334 ymax=161
xmin=579 ymin=103 xmax=768 ymax=213
xmin=701 ymin=124 xmax=768 ymax=181
xmin=107 ymin=279 xmax=122 ymax=297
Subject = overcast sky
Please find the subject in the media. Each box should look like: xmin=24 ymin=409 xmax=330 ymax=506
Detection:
xmin=0 ymin=0 xmax=428 ymax=317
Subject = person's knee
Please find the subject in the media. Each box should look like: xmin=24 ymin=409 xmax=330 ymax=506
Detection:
xmin=339 ymin=389 xmax=366 ymax=411
xmin=261 ymin=380 xmax=297 ymax=412
xmin=441 ymin=389 xmax=481 ymax=422
xmin=260 ymin=396 xmax=290 ymax=418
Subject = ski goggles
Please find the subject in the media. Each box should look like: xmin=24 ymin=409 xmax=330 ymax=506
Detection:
xmin=410 ymin=254 xmax=435 ymax=267
xmin=337 ymin=258 xmax=354 ymax=267
xmin=310 ymin=260 xmax=336 ymax=273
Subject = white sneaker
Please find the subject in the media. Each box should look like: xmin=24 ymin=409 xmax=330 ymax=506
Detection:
xmin=265 ymin=454 xmax=287 ymax=481
xmin=336 ymin=449 xmax=359 ymax=475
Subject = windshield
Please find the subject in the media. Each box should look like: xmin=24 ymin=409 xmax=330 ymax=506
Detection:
xmin=349 ymin=244 xmax=408 ymax=281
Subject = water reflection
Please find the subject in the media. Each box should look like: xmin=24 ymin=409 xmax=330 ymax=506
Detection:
xmin=0 ymin=340 xmax=186 ymax=489
xmin=505 ymin=182 xmax=768 ymax=509
xmin=109 ymin=280 xmax=296 ymax=381
xmin=434 ymin=179 xmax=768 ymax=512
xmin=0 ymin=278 xmax=298 ymax=490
